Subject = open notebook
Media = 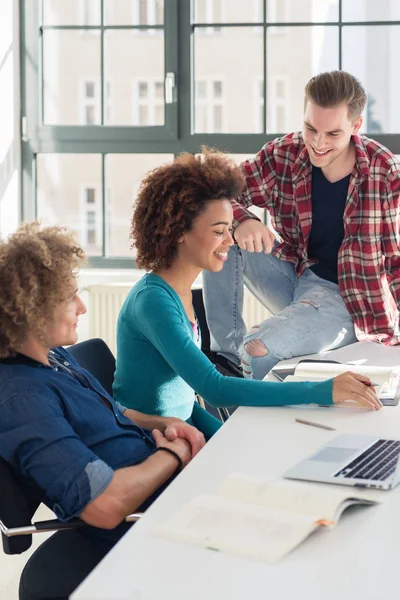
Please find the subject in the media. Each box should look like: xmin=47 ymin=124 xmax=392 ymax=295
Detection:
xmin=272 ymin=360 xmax=400 ymax=406
xmin=155 ymin=473 xmax=380 ymax=563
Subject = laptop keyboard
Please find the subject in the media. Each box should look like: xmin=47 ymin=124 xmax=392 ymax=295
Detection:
xmin=334 ymin=439 xmax=400 ymax=481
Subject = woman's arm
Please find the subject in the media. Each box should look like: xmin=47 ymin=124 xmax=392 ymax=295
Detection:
xmin=134 ymin=287 xmax=334 ymax=409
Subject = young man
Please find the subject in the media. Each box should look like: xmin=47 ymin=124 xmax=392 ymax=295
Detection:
xmin=203 ymin=70 xmax=400 ymax=381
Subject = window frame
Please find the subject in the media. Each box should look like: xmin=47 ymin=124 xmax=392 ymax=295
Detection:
xmin=20 ymin=0 xmax=400 ymax=268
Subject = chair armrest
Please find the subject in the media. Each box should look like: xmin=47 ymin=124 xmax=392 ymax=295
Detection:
xmin=0 ymin=512 xmax=143 ymax=538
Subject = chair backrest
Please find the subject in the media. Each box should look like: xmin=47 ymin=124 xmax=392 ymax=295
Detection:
xmin=68 ymin=338 xmax=116 ymax=397
xmin=0 ymin=457 xmax=43 ymax=555
xmin=192 ymin=288 xmax=210 ymax=353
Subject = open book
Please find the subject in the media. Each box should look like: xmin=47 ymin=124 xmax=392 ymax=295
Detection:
xmin=155 ymin=473 xmax=380 ymax=563
xmin=273 ymin=360 xmax=400 ymax=406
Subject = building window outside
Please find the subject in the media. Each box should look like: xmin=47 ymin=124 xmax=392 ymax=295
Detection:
xmin=132 ymin=0 xmax=163 ymax=32
xmin=80 ymin=80 xmax=111 ymax=125
xmin=267 ymin=76 xmax=289 ymax=133
xmin=132 ymin=79 xmax=164 ymax=125
xmin=194 ymin=79 xmax=225 ymax=133
xmin=268 ymin=0 xmax=287 ymax=35
xmin=194 ymin=0 xmax=223 ymax=34
xmin=80 ymin=186 xmax=101 ymax=250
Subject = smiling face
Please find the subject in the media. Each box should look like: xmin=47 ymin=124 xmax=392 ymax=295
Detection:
xmin=177 ymin=199 xmax=234 ymax=272
xmin=302 ymin=101 xmax=362 ymax=170
xmin=45 ymin=278 xmax=87 ymax=348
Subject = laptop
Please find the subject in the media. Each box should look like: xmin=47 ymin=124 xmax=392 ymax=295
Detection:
xmin=284 ymin=434 xmax=400 ymax=490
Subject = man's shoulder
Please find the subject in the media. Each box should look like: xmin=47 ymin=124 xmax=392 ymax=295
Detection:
xmin=0 ymin=361 xmax=56 ymax=407
xmin=358 ymin=135 xmax=400 ymax=176
xmin=259 ymin=132 xmax=305 ymax=162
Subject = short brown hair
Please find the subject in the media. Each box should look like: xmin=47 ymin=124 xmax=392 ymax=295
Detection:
xmin=304 ymin=71 xmax=367 ymax=120
xmin=0 ymin=222 xmax=85 ymax=357
xmin=131 ymin=148 xmax=245 ymax=271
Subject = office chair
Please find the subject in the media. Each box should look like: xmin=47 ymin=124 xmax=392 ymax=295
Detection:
xmin=0 ymin=455 xmax=142 ymax=600
xmin=68 ymin=337 xmax=116 ymax=397
xmin=192 ymin=288 xmax=231 ymax=422
xmin=0 ymin=339 xmax=136 ymax=599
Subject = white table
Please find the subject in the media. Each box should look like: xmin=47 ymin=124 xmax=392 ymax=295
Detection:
xmin=73 ymin=342 xmax=400 ymax=600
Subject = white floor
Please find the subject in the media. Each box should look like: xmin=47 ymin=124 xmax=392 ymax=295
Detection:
xmin=0 ymin=504 xmax=55 ymax=600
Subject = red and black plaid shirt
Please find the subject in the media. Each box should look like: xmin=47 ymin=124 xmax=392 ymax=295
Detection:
xmin=233 ymin=132 xmax=400 ymax=345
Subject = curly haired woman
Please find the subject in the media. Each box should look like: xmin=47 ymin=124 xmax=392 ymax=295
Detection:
xmin=113 ymin=150 xmax=381 ymax=438
xmin=0 ymin=222 xmax=205 ymax=554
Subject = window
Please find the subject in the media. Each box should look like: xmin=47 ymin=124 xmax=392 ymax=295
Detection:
xmin=194 ymin=79 xmax=225 ymax=133
xmin=80 ymin=80 xmax=111 ymax=125
xmin=20 ymin=1 xmax=400 ymax=267
xmin=80 ymin=185 xmax=102 ymax=252
xmin=267 ymin=0 xmax=288 ymax=35
xmin=132 ymin=0 xmax=164 ymax=30
xmin=267 ymin=76 xmax=289 ymax=133
xmin=132 ymin=79 xmax=164 ymax=125
xmin=80 ymin=0 xmax=101 ymax=26
xmin=193 ymin=0 xmax=223 ymax=34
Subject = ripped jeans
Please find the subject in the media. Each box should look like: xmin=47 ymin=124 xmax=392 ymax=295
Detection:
xmin=202 ymin=245 xmax=357 ymax=380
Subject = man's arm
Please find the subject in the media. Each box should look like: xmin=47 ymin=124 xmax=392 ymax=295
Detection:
xmin=80 ymin=430 xmax=191 ymax=529
xmin=122 ymin=408 xmax=206 ymax=457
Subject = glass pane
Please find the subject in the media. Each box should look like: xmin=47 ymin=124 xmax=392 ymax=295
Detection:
xmin=37 ymin=155 xmax=103 ymax=257
xmin=267 ymin=0 xmax=339 ymax=23
xmin=104 ymin=31 xmax=164 ymax=125
xmin=194 ymin=27 xmax=263 ymax=133
xmin=342 ymin=0 xmax=400 ymax=22
xmin=43 ymin=0 xmax=101 ymax=26
xmin=192 ymin=0 xmax=263 ymax=23
xmin=43 ymin=31 xmax=100 ymax=125
xmin=342 ymin=26 xmax=400 ymax=134
xmin=105 ymin=154 xmax=174 ymax=257
xmin=105 ymin=0 xmax=164 ymax=25
xmin=266 ymin=26 xmax=339 ymax=133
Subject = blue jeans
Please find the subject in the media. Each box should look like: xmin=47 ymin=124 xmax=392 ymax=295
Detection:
xmin=203 ymin=245 xmax=357 ymax=380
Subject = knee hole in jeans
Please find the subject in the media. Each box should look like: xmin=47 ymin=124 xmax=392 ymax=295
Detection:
xmin=244 ymin=339 xmax=268 ymax=357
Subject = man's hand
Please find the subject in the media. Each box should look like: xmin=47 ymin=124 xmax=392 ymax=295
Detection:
xmin=163 ymin=419 xmax=206 ymax=457
xmin=152 ymin=429 xmax=192 ymax=468
xmin=234 ymin=219 xmax=275 ymax=253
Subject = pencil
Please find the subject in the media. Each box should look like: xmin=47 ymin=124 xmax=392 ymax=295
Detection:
xmin=295 ymin=418 xmax=336 ymax=431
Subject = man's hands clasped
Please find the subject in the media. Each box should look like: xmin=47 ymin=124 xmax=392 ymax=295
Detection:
xmin=152 ymin=419 xmax=206 ymax=470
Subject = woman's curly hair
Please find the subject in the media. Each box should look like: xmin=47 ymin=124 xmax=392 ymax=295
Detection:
xmin=131 ymin=149 xmax=245 ymax=270
xmin=0 ymin=222 xmax=85 ymax=358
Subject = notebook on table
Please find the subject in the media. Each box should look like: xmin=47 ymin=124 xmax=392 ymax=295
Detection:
xmin=155 ymin=472 xmax=380 ymax=564
xmin=272 ymin=359 xmax=400 ymax=406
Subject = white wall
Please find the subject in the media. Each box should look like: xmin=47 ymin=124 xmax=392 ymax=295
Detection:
xmin=0 ymin=0 xmax=20 ymax=239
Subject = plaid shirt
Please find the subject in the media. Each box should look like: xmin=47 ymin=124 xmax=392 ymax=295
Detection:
xmin=233 ymin=132 xmax=400 ymax=345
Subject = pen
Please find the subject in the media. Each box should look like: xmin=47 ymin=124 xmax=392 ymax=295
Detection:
xmin=364 ymin=381 xmax=379 ymax=387
xmin=295 ymin=418 xmax=336 ymax=431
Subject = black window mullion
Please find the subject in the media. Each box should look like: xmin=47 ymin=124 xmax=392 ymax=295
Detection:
xmin=100 ymin=0 xmax=104 ymax=126
xmin=263 ymin=0 xmax=267 ymax=134
xmin=101 ymin=154 xmax=106 ymax=256
xmin=338 ymin=0 xmax=342 ymax=70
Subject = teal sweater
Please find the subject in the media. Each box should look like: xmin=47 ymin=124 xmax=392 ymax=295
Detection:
xmin=113 ymin=274 xmax=333 ymax=420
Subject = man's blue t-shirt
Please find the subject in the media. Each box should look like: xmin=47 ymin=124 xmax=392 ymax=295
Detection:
xmin=308 ymin=166 xmax=350 ymax=283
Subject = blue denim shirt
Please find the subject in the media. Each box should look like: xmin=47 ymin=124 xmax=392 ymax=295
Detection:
xmin=0 ymin=347 xmax=160 ymax=552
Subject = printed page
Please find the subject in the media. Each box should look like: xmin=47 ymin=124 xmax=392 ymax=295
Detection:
xmin=155 ymin=494 xmax=318 ymax=563
xmin=294 ymin=362 xmax=393 ymax=385
xmin=216 ymin=473 xmax=379 ymax=523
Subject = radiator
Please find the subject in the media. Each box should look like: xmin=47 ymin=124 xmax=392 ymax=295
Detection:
xmin=87 ymin=284 xmax=271 ymax=357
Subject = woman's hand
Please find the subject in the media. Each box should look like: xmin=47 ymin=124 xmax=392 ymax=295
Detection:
xmin=332 ymin=372 xmax=383 ymax=410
